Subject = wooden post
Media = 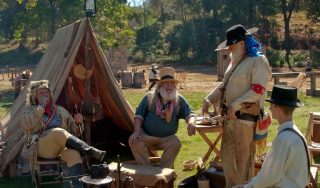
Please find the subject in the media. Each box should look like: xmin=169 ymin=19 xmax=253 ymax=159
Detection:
xmin=8 ymin=158 xmax=17 ymax=178
xmin=310 ymin=73 xmax=316 ymax=96
xmin=273 ymin=76 xmax=279 ymax=85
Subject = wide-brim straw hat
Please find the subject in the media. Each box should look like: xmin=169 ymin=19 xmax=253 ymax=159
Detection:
xmin=156 ymin=67 xmax=179 ymax=83
xmin=265 ymin=85 xmax=303 ymax=107
xmin=80 ymin=175 xmax=113 ymax=185
xmin=215 ymin=24 xmax=259 ymax=51
xmin=73 ymin=64 xmax=94 ymax=80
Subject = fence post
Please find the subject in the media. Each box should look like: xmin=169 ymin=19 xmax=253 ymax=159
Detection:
xmin=310 ymin=73 xmax=316 ymax=96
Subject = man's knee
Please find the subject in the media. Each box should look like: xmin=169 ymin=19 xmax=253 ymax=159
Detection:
xmin=60 ymin=149 xmax=82 ymax=167
xmin=129 ymin=141 xmax=145 ymax=151
xmin=170 ymin=137 xmax=182 ymax=150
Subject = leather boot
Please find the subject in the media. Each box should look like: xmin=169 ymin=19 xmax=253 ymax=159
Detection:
xmin=68 ymin=163 xmax=83 ymax=188
xmin=66 ymin=135 xmax=106 ymax=161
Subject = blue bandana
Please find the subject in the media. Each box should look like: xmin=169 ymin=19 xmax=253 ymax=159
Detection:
xmin=244 ymin=35 xmax=262 ymax=57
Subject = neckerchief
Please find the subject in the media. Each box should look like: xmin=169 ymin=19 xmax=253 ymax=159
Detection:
xmin=41 ymin=105 xmax=57 ymax=132
xmin=155 ymin=93 xmax=175 ymax=123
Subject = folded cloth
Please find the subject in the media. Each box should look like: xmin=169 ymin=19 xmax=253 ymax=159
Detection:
xmin=108 ymin=162 xmax=177 ymax=187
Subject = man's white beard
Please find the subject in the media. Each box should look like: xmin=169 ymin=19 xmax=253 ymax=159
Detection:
xmin=230 ymin=47 xmax=245 ymax=63
xmin=159 ymin=87 xmax=177 ymax=102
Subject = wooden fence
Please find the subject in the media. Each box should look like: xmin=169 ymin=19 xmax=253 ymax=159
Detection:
xmin=0 ymin=65 xmax=36 ymax=80
xmin=272 ymin=71 xmax=320 ymax=97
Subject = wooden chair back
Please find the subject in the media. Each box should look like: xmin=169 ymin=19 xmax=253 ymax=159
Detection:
xmin=177 ymin=72 xmax=187 ymax=89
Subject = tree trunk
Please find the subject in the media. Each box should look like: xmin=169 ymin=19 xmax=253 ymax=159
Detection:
xmin=281 ymin=0 xmax=298 ymax=68
xmin=178 ymin=0 xmax=185 ymax=23
xmin=18 ymin=29 xmax=28 ymax=51
xmin=160 ymin=0 xmax=165 ymax=24
xmin=48 ymin=0 xmax=57 ymax=39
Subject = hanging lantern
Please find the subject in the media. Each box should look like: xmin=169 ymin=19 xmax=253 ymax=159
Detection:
xmin=84 ymin=0 xmax=96 ymax=17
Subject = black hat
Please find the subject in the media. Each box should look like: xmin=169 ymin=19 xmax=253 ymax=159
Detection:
xmin=216 ymin=24 xmax=259 ymax=51
xmin=266 ymin=85 xmax=303 ymax=107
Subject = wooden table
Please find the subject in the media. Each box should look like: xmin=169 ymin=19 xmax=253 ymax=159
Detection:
xmin=195 ymin=123 xmax=223 ymax=165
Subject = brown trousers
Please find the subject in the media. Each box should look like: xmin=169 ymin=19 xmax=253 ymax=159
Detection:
xmin=221 ymin=119 xmax=255 ymax=188
xmin=37 ymin=128 xmax=82 ymax=167
xmin=129 ymin=131 xmax=181 ymax=168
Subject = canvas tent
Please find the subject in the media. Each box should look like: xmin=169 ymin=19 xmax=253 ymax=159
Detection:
xmin=0 ymin=18 xmax=134 ymax=175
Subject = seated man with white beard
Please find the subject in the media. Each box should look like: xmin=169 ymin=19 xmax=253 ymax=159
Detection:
xmin=129 ymin=67 xmax=196 ymax=168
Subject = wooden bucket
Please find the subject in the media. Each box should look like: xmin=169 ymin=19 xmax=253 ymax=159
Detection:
xmin=133 ymin=72 xmax=145 ymax=88
xmin=121 ymin=71 xmax=132 ymax=88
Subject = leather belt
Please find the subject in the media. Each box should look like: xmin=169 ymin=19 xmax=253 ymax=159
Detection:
xmin=235 ymin=111 xmax=258 ymax=122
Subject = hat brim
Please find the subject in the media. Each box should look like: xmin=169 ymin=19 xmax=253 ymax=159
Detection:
xmin=156 ymin=79 xmax=179 ymax=83
xmin=149 ymin=65 xmax=158 ymax=69
xmin=215 ymin=27 xmax=259 ymax=51
xmin=265 ymin=99 xmax=303 ymax=108
xmin=80 ymin=176 xmax=113 ymax=185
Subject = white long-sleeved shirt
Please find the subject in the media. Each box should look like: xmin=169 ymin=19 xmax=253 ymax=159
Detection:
xmin=244 ymin=121 xmax=309 ymax=188
xmin=206 ymin=55 xmax=271 ymax=111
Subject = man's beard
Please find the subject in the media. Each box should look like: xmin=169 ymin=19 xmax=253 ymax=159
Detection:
xmin=159 ymin=87 xmax=177 ymax=102
xmin=230 ymin=47 xmax=245 ymax=63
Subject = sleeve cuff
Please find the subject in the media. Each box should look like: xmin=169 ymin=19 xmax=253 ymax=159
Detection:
xmin=134 ymin=115 xmax=144 ymax=122
xmin=186 ymin=113 xmax=196 ymax=122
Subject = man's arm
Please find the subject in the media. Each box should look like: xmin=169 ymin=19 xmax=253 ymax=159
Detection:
xmin=230 ymin=56 xmax=271 ymax=112
xmin=129 ymin=95 xmax=149 ymax=145
xmin=203 ymin=83 xmax=223 ymax=114
xmin=129 ymin=117 xmax=143 ymax=145
xmin=21 ymin=105 xmax=45 ymax=134
xmin=178 ymin=95 xmax=196 ymax=136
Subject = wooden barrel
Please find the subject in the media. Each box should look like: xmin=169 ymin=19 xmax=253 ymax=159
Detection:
xmin=121 ymin=71 xmax=132 ymax=88
xmin=133 ymin=72 xmax=146 ymax=88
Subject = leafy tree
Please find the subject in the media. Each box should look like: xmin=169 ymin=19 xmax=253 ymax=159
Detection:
xmin=92 ymin=0 xmax=135 ymax=49
xmin=305 ymin=0 xmax=320 ymax=22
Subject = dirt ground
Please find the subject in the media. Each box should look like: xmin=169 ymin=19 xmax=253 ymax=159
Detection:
xmin=1 ymin=64 xmax=319 ymax=97
xmin=129 ymin=64 xmax=320 ymax=94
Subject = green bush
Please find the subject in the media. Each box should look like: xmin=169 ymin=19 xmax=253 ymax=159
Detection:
xmin=132 ymin=50 xmax=144 ymax=63
xmin=266 ymin=48 xmax=280 ymax=67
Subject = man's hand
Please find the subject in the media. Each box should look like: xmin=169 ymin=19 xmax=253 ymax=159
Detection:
xmin=39 ymin=96 xmax=48 ymax=107
xmin=187 ymin=123 xmax=196 ymax=136
xmin=227 ymin=106 xmax=237 ymax=120
xmin=129 ymin=131 xmax=141 ymax=145
xmin=74 ymin=113 xmax=83 ymax=124
xmin=202 ymin=99 xmax=211 ymax=115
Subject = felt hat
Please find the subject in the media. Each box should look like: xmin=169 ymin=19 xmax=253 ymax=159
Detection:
xmin=157 ymin=67 xmax=178 ymax=83
xmin=266 ymin=85 xmax=303 ymax=107
xmin=216 ymin=24 xmax=259 ymax=51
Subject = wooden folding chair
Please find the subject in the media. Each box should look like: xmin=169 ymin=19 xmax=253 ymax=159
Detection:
xmin=31 ymin=156 xmax=65 ymax=188
xmin=305 ymin=112 xmax=320 ymax=185
xmin=288 ymin=72 xmax=307 ymax=89
xmin=177 ymin=72 xmax=187 ymax=89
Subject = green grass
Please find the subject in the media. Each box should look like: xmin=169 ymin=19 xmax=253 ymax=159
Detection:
xmin=0 ymin=90 xmax=319 ymax=187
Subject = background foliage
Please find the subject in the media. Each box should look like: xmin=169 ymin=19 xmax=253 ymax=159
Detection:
xmin=0 ymin=0 xmax=320 ymax=67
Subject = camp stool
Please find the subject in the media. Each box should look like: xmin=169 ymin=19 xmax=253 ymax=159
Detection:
xmin=31 ymin=156 xmax=66 ymax=188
